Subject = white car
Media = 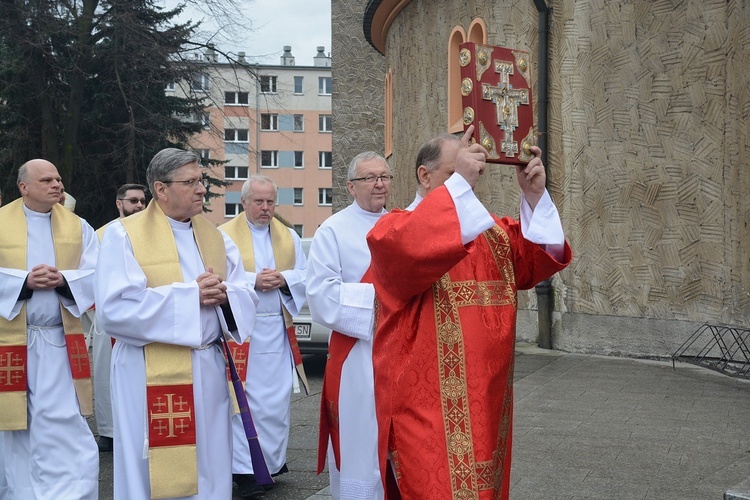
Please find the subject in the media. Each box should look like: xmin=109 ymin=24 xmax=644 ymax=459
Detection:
xmin=294 ymin=238 xmax=330 ymax=354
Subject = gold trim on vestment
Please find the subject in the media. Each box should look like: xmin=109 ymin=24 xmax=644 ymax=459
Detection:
xmin=122 ymin=200 xmax=226 ymax=498
xmin=433 ymin=225 xmax=517 ymax=498
xmin=0 ymin=200 xmax=91 ymax=429
xmin=220 ymin=214 xmax=310 ymax=393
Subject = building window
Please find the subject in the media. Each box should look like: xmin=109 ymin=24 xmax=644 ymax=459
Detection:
xmin=319 ymin=76 xmax=332 ymax=95
xmin=196 ymin=112 xmax=211 ymax=129
xmin=191 ymin=73 xmax=210 ymax=92
xmin=225 ymin=165 xmax=249 ymax=180
xmin=319 ymin=151 xmax=332 ymax=169
xmin=165 ymin=82 xmax=175 ymax=91
xmin=293 ymin=224 xmax=303 ymax=237
xmin=293 ymin=188 xmax=303 ymax=205
xmin=225 ymin=129 xmax=249 ymax=142
xmin=294 ymin=76 xmax=304 ymax=94
xmin=196 ymin=149 xmax=210 ymax=164
xmin=294 ymin=151 xmax=304 ymax=168
xmin=225 ymin=203 xmax=242 ymax=217
xmin=225 ymin=91 xmax=249 ymax=105
xmin=318 ymin=188 xmax=332 ymax=206
xmin=261 ymin=113 xmax=279 ymax=131
xmin=293 ymin=114 xmax=304 ymax=132
xmin=261 ymin=150 xmax=279 ymax=168
xmin=318 ymin=114 xmax=332 ymax=132
xmin=260 ymin=75 xmax=277 ymax=93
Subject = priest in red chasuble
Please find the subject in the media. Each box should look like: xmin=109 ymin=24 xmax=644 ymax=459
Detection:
xmin=367 ymin=126 xmax=572 ymax=499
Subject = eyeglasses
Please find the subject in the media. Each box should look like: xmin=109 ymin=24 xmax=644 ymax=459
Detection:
xmin=349 ymin=174 xmax=394 ymax=184
xmin=118 ymin=197 xmax=147 ymax=205
xmin=161 ymin=178 xmax=210 ymax=189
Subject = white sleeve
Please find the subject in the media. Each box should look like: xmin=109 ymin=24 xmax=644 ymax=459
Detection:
xmin=279 ymin=229 xmax=307 ymax=317
xmin=305 ymin=225 xmax=374 ymax=341
xmin=519 ymin=190 xmax=566 ymax=261
xmin=94 ymin=222 xmax=204 ymax=348
xmin=444 ymin=173 xmax=495 ymax=245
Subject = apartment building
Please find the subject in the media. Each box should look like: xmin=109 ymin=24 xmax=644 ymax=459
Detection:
xmin=172 ymin=45 xmax=333 ymax=235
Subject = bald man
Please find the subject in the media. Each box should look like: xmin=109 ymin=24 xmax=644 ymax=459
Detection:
xmin=0 ymin=159 xmax=99 ymax=498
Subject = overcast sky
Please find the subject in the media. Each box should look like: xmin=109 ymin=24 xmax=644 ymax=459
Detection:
xmin=166 ymin=0 xmax=332 ymax=66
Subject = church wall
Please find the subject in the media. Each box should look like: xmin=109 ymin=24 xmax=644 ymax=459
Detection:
xmin=330 ymin=0 xmax=387 ymax=212
xmin=364 ymin=0 xmax=750 ymax=357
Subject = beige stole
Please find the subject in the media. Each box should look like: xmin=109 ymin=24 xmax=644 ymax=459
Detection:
xmin=0 ymin=199 xmax=92 ymax=431
xmin=121 ymin=201 xmax=226 ymax=499
xmin=219 ymin=215 xmax=310 ymax=395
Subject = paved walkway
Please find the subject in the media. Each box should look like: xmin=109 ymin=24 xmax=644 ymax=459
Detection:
xmin=307 ymin=344 xmax=750 ymax=499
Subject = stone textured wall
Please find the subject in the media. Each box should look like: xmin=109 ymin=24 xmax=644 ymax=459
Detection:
xmin=334 ymin=0 xmax=750 ymax=356
xmin=330 ymin=0 xmax=386 ymax=212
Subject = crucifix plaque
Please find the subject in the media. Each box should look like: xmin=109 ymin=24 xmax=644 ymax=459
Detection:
xmin=459 ymin=42 xmax=535 ymax=165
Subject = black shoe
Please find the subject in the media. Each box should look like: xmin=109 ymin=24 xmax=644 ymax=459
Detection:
xmin=271 ymin=463 xmax=288 ymax=477
xmin=97 ymin=436 xmax=113 ymax=452
xmin=233 ymin=473 xmax=265 ymax=499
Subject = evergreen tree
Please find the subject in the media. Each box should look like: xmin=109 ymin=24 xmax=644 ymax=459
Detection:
xmin=0 ymin=0 xmax=227 ymax=227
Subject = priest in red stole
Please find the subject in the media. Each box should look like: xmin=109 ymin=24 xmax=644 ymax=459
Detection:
xmin=366 ymin=126 xmax=572 ymax=499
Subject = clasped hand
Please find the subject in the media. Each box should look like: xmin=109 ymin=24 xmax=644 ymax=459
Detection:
xmin=255 ymin=268 xmax=286 ymax=293
xmin=196 ymin=267 xmax=227 ymax=306
xmin=26 ymin=264 xmax=64 ymax=290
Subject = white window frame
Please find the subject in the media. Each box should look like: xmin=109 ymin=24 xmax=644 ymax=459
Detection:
xmin=293 ymin=114 xmax=304 ymax=132
xmin=225 ymin=91 xmax=249 ymax=105
xmin=191 ymin=73 xmax=210 ymax=92
xmin=225 ymin=165 xmax=249 ymax=180
xmin=225 ymin=128 xmax=249 ymax=142
xmin=261 ymin=150 xmax=279 ymax=168
xmin=318 ymin=114 xmax=332 ymax=133
xmin=165 ymin=82 xmax=175 ymax=91
xmin=318 ymin=188 xmax=332 ymax=206
xmin=293 ymin=187 xmax=303 ymax=205
xmin=318 ymin=151 xmax=332 ymax=169
xmin=225 ymin=203 xmax=242 ymax=218
xmin=318 ymin=76 xmax=332 ymax=95
xmin=293 ymin=224 xmax=303 ymax=237
xmin=261 ymin=113 xmax=279 ymax=131
xmin=260 ymin=75 xmax=277 ymax=94
xmin=294 ymin=76 xmax=304 ymax=95
xmin=294 ymin=151 xmax=304 ymax=168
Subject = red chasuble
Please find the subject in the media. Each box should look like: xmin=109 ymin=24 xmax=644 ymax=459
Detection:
xmin=367 ymin=187 xmax=572 ymax=499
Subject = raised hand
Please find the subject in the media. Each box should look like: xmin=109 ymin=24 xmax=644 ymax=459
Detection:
xmin=455 ymin=125 xmax=489 ymax=189
xmin=515 ymin=145 xmax=546 ymax=210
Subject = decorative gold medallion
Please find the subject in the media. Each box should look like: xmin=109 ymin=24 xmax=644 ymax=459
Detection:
xmin=479 ymin=122 xmax=498 ymax=159
xmin=513 ymin=51 xmax=532 ymax=87
xmin=518 ymin=127 xmax=535 ymax=163
xmin=462 ymin=107 xmax=475 ymax=126
xmin=459 ymin=48 xmax=471 ymax=67
xmin=475 ymin=45 xmax=494 ymax=80
xmin=460 ymin=78 xmax=473 ymax=96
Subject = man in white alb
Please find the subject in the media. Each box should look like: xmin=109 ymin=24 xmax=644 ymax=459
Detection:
xmin=219 ymin=174 xmax=308 ymax=498
xmin=306 ymin=152 xmax=391 ymax=499
xmin=0 ymin=159 xmax=99 ymax=498
xmin=95 ymin=148 xmax=258 ymax=499
xmin=81 ymin=183 xmax=148 ymax=453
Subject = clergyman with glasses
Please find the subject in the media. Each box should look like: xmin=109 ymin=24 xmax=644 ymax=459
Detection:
xmin=95 ymin=148 xmax=259 ymax=499
xmin=306 ymin=152 xmax=392 ymax=499
xmin=81 ymin=183 xmax=147 ymax=453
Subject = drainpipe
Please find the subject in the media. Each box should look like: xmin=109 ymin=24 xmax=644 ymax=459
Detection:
xmin=533 ymin=0 xmax=553 ymax=349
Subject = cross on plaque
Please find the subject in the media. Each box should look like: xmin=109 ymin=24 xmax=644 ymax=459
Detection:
xmin=150 ymin=393 xmax=193 ymax=438
xmin=68 ymin=341 xmax=89 ymax=373
xmin=0 ymin=352 xmax=24 ymax=386
xmin=482 ymin=60 xmax=530 ymax=158
xmin=232 ymin=346 xmax=247 ymax=372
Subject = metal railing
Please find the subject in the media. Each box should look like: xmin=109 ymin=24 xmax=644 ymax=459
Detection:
xmin=672 ymin=324 xmax=750 ymax=378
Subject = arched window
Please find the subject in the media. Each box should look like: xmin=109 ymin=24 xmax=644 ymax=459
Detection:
xmin=447 ymin=25 xmax=467 ymax=133
xmin=384 ymin=68 xmax=393 ymax=157
xmin=467 ymin=17 xmax=488 ymax=44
